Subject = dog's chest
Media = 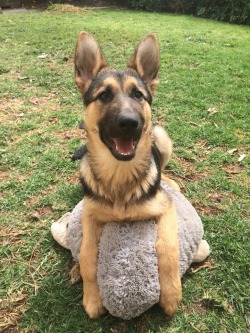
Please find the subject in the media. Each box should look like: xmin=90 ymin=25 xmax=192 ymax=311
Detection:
xmin=80 ymin=153 xmax=160 ymax=205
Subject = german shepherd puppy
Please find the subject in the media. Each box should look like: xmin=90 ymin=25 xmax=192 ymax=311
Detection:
xmin=74 ymin=32 xmax=181 ymax=318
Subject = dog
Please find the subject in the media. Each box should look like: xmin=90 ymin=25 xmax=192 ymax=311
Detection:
xmin=74 ymin=32 xmax=182 ymax=319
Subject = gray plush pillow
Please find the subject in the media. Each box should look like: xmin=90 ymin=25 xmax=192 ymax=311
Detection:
xmin=52 ymin=182 xmax=210 ymax=320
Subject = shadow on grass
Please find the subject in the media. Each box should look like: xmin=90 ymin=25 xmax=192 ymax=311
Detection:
xmin=20 ymin=243 xmax=173 ymax=333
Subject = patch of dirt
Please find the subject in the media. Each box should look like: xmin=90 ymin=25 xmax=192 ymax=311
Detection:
xmin=0 ymin=91 xmax=62 ymax=124
xmin=224 ymin=164 xmax=250 ymax=187
xmin=1 ymin=227 xmax=25 ymax=246
xmin=24 ymin=184 xmax=56 ymax=206
xmin=184 ymin=301 xmax=207 ymax=315
xmin=193 ymin=140 xmax=212 ymax=158
xmin=207 ymin=191 xmax=237 ymax=206
xmin=27 ymin=91 xmax=60 ymax=108
xmin=47 ymin=3 xmax=91 ymax=13
xmin=0 ymin=169 xmax=12 ymax=182
xmin=188 ymin=258 xmax=218 ymax=274
xmin=2 ymin=0 xmax=123 ymax=11
xmin=193 ymin=203 xmax=223 ymax=216
xmin=27 ymin=206 xmax=53 ymax=221
xmin=224 ymin=165 xmax=243 ymax=175
xmin=1 ymin=170 xmax=30 ymax=183
xmin=7 ymin=119 xmax=85 ymax=153
xmin=0 ymin=97 xmax=25 ymax=123
xmin=52 ymin=127 xmax=86 ymax=143
xmin=166 ymin=156 xmax=209 ymax=183
xmin=0 ymin=291 xmax=27 ymax=332
xmin=1 ymin=326 xmax=19 ymax=333
xmin=65 ymin=169 xmax=80 ymax=184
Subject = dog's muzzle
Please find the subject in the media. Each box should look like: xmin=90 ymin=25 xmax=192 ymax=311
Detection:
xmin=99 ymin=112 xmax=143 ymax=161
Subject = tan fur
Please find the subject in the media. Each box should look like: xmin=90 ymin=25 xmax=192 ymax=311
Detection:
xmin=153 ymin=125 xmax=173 ymax=168
xmin=161 ymin=175 xmax=181 ymax=192
xmin=75 ymin=32 xmax=182 ymax=318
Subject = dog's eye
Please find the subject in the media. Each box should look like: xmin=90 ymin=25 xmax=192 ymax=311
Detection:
xmin=98 ymin=91 xmax=112 ymax=102
xmin=133 ymin=90 xmax=143 ymax=101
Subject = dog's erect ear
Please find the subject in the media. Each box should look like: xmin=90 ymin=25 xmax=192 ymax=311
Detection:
xmin=75 ymin=32 xmax=108 ymax=95
xmin=127 ymin=34 xmax=160 ymax=95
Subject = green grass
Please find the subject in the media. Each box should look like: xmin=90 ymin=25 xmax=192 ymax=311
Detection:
xmin=1 ymin=7 xmax=249 ymax=333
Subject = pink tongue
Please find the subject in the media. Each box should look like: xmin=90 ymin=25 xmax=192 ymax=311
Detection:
xmin=113 ymin=138 xmax=134 ymax=154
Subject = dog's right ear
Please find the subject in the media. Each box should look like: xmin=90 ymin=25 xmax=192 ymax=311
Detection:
xmin=74 ymin=32 xmax=108 ymax=96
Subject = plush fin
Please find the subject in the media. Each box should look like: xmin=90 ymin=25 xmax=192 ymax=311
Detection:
xmin=51 ymin=213 xmax=71 ymax=250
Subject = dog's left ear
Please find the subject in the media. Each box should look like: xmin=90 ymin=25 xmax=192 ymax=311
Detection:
xmin=127 ymin=34 xmax=160 ymax=95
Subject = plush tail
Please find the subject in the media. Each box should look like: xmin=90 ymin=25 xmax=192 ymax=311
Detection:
xmin=192 ymin=240 xmax=211 ymax=263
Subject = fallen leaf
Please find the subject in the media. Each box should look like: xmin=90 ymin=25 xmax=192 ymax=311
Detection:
xmin=207 ymin=107 xmax=218 ymax=115
xmin=70 ymin=263 xmax=81 ymax=284
xmin=49 ymin=117 xmax=58 ymax=124
xmin=38 ymin=53 xmax=47 ymax=59
xmin=36 ymin=207 xmax=53 ymax=216
xmin=222 ymin=301 xmax=234 ymax=314
xmin=228 ymin=148 xmax=238 ymax=155
xmin=27 ymin=212 xmax=41 ymax=221
xmin=189 ymin=121 xmax=199 ymax=126
xmin=28 ymin=97 xmax=39 ymax=105
xmin=225 ymin=165 xmax=242 ymax=174
xmin=238 ymin=154 xmax=246 ymax=162
xmin=190 ymin=260 xmax=218 ymax=274
xmin=18 ymin=76 xmax=28 ymax=80
xmin=64 ymin=131 xmax=73 ymax=139
xmin=208 ymin=193 xmax=222 ymax=203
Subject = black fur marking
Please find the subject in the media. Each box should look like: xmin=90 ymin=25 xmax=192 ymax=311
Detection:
xmin=84 ymin=70 xmax=152 ymax=106
xmin=135 ymin=145 xmax=162 ymax=204
xmin=71 ymin=145 xmax=87 ymax=161
xmin=80 ymin=176 xmax=113 ymax=206
xmin=152 ymin=143 xmax=163 ymax=172
xmin=79 ymin=121 xmax=85 ymax=129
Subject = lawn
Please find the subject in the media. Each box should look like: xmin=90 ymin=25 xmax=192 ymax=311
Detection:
xmin=0 ymin=6 xmax=249 ymax=333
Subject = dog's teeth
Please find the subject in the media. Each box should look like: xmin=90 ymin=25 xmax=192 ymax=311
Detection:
xmin=120 ymin=152 xmax=132 ymax=156
xmin=115 ymin=145 xmax=132 ymax=156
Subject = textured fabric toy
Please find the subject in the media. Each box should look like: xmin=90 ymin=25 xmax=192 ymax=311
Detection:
xmin=51 ymin=181 xmax=210 ymax=320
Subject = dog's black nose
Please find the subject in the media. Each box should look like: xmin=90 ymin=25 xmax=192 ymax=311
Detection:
xmin=117 ymin=114 xmax=139 ymax=133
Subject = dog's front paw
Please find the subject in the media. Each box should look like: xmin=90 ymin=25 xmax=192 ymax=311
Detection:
xmin=83 ymin=297 xmax=107 ymax=319
xmin=159 ymin=283 xmax=182 ymax=316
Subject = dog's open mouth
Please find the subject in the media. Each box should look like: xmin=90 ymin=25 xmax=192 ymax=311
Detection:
xmin=102 ymin=134 xmax=138 ymax=161
xmin=111 ymin=137 xmax=138 ymax=160
xmin=99 ymin=113 xmax=143 ymax=161
xmin=113 ymin=138 xmax=135 ymax=156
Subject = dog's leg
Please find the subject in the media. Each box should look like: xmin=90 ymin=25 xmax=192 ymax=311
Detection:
xmin=156 ymin=200 xmax=182 ymax=316
xmin=80 ymin=213 xmax=106 ymax=318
